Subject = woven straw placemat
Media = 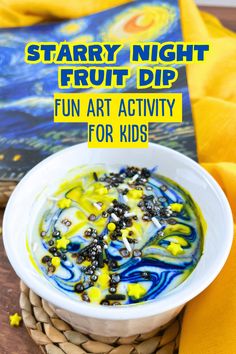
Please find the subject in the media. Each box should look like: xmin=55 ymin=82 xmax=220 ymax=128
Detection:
xmin=20 ymin=281 xmax=182 ymax=354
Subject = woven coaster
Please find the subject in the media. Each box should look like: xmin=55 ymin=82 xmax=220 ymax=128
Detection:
xmin=19 ymin=281 xmax=182 ymax=354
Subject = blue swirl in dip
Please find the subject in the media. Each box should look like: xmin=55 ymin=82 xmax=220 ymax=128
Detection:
xmin=30 ymin=165 xmax=205 ymax=305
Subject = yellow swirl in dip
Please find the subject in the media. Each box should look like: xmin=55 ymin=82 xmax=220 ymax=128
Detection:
xmin=29 ymin=165 xmax=206 ymax=305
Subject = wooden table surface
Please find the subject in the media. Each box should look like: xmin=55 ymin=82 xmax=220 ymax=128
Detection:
xmin=0 ymin=209 xmax=41 ymax=354
xmin=0 ymin=5 xmax=235 ymax=354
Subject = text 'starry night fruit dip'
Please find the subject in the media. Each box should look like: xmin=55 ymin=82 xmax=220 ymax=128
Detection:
xmin=29 ymin=165 xmax=205 ymax=306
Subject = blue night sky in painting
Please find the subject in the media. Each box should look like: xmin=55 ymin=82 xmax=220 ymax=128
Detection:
xmin=0 ymin=0 xmax=196 ymax=179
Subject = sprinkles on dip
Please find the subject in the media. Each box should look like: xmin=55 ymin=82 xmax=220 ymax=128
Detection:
xmin=29 ymin=165 xmax=205 ymax=306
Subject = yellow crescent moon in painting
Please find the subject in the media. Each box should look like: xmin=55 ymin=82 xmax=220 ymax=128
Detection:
xmin=102 ymin=4 xmax=177 ymax=44
xmin=124 ymin=14 xmax=155 ymax=33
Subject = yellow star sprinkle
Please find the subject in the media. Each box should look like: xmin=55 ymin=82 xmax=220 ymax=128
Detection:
xmin=107 ymin=222 xmax=116 ymax=231
xmin=81 ymin=260 xmax=91 ymax=267
xmin=97 ymin=264 xmax=110 ymax=289
xmin=128 ymin=189 xmax=143 ymax=199
xmin=127 ymin=283 xmax=146 ymax=299
xmin=9 ymin=313 xmax=22 ymax=327
xmin=56 ymin=237 xmax=70 ymax=249
xmin=51 ymin=257 xmax=61 ymax=267
xmin=87 ymin=287 xmax=102 ymax=303
xmin=97 ymin=273 xmax=110 ymax=290
xmin=169 ymin=203 xmax=183 ymax=212
xmin=57 ymin=198 xmax=72 ymax=209
xmin=167 ymin=242 xmax=184 ymax=256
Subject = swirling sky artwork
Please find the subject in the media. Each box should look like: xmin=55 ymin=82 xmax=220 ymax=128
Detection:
xmin=0 ymin=0 xmax=196 ymax=180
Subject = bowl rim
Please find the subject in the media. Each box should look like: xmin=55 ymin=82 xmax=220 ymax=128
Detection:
xmin=3 ymin=142 xmax=234 ymax=320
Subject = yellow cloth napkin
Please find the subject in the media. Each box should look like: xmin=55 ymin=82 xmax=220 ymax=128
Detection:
xmin=0 ymin=0 xmax=131 ymax=27
xmin=1 ymin=0 xmax=236 ymax=353
xmin=180 ymin=2 xmax=236 ymax=354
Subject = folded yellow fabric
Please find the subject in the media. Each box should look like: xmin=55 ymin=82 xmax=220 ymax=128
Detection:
xmin=0 ymin=0 xmax=131 ymax=27
xmin=180 ymin=1 xmax=236 ymax=353
xmin=1 ymin=0 xmax=236 ymax=353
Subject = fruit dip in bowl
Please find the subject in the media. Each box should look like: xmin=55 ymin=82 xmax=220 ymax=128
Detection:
xmin=31 ymin=165 xmax=205 ymax=306
xmin=3 ymin=143 xmax=233 ymax=336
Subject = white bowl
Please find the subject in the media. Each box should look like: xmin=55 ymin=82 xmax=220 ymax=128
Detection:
xmin=3 ymin=143 xmax=233 ymax=337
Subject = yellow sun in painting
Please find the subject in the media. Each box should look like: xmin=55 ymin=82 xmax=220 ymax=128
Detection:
xmin=59 ymin=21 xmax=85 ymax=35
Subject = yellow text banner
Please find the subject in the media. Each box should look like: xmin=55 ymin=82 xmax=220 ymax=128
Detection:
xmin=54 ymin=93 xmax=182 ymax=124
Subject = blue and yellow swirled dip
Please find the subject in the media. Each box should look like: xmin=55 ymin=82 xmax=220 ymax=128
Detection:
xmin=29 ymin=165 xmax=205 ymax=306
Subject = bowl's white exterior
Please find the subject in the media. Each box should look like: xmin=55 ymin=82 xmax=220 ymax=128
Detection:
xmin=3 ymin=143 xmax=233 ymax=337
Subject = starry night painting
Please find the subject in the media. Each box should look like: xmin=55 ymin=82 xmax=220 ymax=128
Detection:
xmin=0 ymin=0 xmax=196 ymax=180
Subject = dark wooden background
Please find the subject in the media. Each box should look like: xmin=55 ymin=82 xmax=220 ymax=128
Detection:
xmin=0 ymin=6 xmax=235 ymax=354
